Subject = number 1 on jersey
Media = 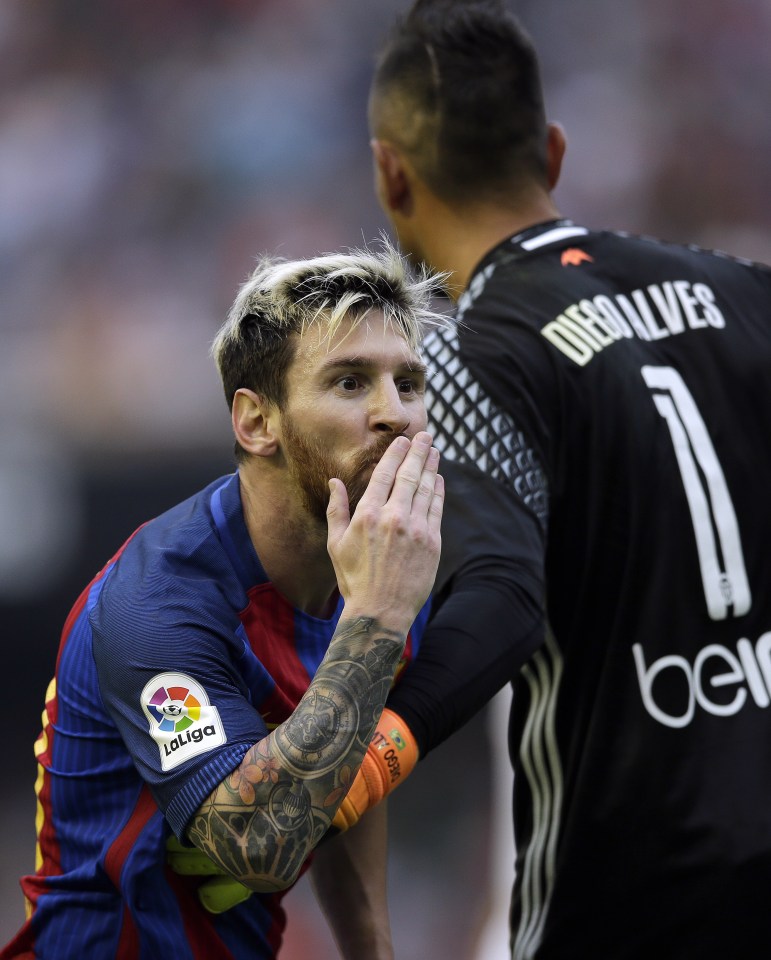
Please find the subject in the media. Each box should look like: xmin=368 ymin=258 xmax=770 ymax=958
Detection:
xmin=642 ymin=365 xmax=751 ymax=620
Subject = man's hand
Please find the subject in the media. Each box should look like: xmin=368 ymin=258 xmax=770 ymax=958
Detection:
xmin=179 ymin=434 xmax=443 ymax=900
xmin=327 ymin=432 xmax=443 ymax=633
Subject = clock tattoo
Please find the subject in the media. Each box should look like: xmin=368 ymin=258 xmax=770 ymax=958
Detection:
xmin=275 ymin=675 xmax=361 ymax=776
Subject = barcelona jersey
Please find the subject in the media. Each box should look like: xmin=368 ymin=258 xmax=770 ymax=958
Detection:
xmin=2 ymin=472 xmax=429 ymax=959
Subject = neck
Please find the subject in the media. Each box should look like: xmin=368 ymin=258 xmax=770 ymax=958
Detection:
xmin=416 ymin=188 xmax=561 ymax=301
xmin=238 ymin=467 xmax=339 ymax=618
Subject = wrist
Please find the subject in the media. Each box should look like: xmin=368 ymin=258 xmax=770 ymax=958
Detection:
xmin=332 ymin=709 xmax=419 ymax=832
xmin=337 ymin=605 xmax=415 ymax=643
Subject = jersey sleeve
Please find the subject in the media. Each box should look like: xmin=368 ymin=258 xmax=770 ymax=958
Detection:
xmin=387 ymin=285 xmax=557 ymax=756
xmin=90 ymin=556 xmax=270 ymax=839
xmin=386 ymin=458 xmax=546 ymax=756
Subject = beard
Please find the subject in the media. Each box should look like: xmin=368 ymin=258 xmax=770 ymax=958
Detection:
xmin=281 ymin=414 xmax=399 ymax=523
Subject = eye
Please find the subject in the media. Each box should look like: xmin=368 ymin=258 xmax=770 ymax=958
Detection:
xmin=337 ymin=375 xmax=361 ymax=392
xmin=397 ymin=375 xmax=424 ymax=395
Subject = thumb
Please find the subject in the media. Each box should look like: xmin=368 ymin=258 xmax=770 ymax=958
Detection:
xmin=326 ymin=478 xmax=350 ymax=545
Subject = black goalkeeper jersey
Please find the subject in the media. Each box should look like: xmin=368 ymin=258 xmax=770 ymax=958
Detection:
xmin=404 ymin=221 xmax=771 ymax=959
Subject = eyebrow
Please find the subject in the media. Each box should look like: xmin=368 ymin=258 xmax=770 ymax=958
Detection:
xmin=319 ymin=356 xmax=428 ymax=375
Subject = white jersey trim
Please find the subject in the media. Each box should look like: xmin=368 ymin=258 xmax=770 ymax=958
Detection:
xmin=514 ymin=629 xmax=564 ymax=960
xmin=520 ymin=225 xmax=589 ymax=251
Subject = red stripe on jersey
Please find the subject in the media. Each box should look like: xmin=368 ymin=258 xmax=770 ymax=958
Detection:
xmin=102 ymin=786 xmax=157 ymax=960
xmin=163 ymin=868 xmax=237 ymax=960
xmin=114 ymin=905 xmax=140 ymax=960
xmin=103 ymin=785 xmax=158 ymax=888
xmin=241 ymin=584 xmax=311 ymax=722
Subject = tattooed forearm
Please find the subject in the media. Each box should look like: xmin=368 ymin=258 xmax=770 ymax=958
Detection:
xmin=187 ymin=616 xmax=406 ymax=892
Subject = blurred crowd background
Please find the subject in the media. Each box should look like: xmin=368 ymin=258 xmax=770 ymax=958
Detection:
xmin=1 ymin=0 xmax=769 ymax=953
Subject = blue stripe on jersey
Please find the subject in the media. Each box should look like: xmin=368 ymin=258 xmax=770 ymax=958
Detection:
xmin=210 ymin=473 xmax=268 ymax=593
xmin=211 ymin=477 xmax=254 ymax=590
xmin=292 ymin=594 xmax=431 ymax=685
xmin=233 ymin=623 xmax=277 ymax=706
xmin=212 ymin=898 xmax=283 ymax=960
xmin=409 ymin=599 xmax=431 ymax=656
xmin=294 ymin=595 xmax=346 ymax=680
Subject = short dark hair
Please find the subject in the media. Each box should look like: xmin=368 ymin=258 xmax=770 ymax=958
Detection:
xmin=371 ymin=0 xmax=548 ymax=203
xmin=212 ymin=242 xmax=450 ymax=462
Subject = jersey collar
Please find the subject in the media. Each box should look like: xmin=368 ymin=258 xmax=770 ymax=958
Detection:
xmin=469 ymin=219 xmax=589 ymax=282
xmin=209 ymin=472 xmax=269 ymax=593
xmin=513 ymin=219 xmax=589 ymax=252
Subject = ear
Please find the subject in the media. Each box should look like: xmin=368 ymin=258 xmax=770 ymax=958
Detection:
xmin=232 ymin=389 xmax=279 ymax=458
xmin=545 ymin=122 xmax=566 ymax=191
xmin=371 ymin=138 xmax=412 ymax=213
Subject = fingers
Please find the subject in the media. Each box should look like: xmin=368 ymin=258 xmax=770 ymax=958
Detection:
xmin=326 ymin=478 xmax=350 ymax=543
xmin=361 ymin=434 xmax=413 ymax=505
xmin=360 ymin=432 xmax=437 ymax=512
xmin=409 ymin=444 xmax=440 ymax=517
xmin=428 ymin=470 xmax=445 ymax=531
xmin=388 ymin=432 xmax=440 ymax=518
xmin=326 ymin=434 xmax=443 ymax=624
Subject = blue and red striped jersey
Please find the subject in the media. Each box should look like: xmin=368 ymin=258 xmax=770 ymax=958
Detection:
xmin=3 ymin=472 xmax=429 ymax=959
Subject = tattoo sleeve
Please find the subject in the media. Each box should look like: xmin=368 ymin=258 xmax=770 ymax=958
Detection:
xmin=186 ymin=616 xmax=404 ymax=892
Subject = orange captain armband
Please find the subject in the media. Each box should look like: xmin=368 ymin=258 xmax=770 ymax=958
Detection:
xmin=332 ymin=707 xmax=419 ymax=832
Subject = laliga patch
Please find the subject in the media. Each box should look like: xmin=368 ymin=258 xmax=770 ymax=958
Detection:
xmin=141 ymin=672 xmax=226 ymax=771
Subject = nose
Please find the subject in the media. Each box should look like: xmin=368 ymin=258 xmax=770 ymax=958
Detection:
xmin=369 ymin=378 xmax=410 ymax=434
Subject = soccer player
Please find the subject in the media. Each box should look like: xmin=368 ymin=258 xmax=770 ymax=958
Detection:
xmin=1 ymin=244 xmax=448 ymax=959
xmin=354 ymin=0 xmax=771 ymax=957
